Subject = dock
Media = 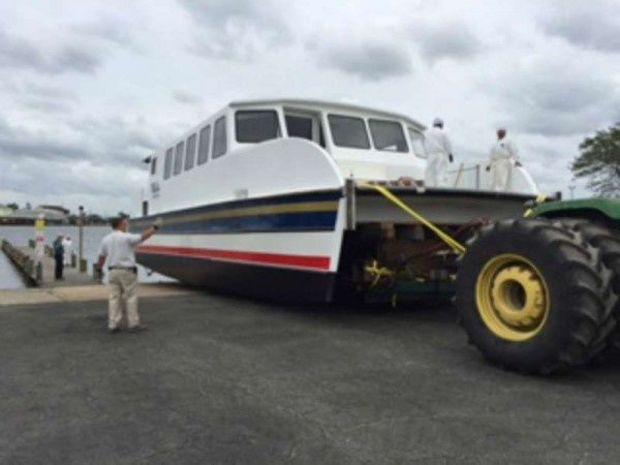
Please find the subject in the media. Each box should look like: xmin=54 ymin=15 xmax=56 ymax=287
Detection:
xmin=1 ymin=239 xmax=95 ymax=288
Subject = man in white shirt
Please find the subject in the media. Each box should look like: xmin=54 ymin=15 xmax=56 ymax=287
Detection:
xmin=488 ymin=128 xmax=521 ymax=191
xmin=62 ymin=235 xmax=73 ymax=266
xmin=424 ymin=118 xmax=454 ymax=187
xmin=97 ymin=216 xmax=160 ymax=333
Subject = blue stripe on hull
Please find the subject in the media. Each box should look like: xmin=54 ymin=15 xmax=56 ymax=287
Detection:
xmin=132 ymin=190 xmax=342 ymax=234
xmin=155 ymin=211 xmax=337 ymax=234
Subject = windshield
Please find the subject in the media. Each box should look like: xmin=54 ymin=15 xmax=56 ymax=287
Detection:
xmin=328 ymin=115 xmax=370 ymax=149
xmin=369 ymin=119 xmax=408 ymax=152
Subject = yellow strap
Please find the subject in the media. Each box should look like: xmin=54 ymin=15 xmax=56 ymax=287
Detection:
xmin=360 ymin=182 xmax=467 ymax=255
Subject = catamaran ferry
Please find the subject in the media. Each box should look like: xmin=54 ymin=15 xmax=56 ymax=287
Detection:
xmin=132 ymin=99 xmax=538 ymax=301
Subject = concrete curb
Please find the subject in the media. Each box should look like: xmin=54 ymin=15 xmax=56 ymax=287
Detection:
xmin=0 ymin=283 xmax=199 ymax=308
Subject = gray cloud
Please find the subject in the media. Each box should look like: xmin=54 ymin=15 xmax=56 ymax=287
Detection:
xmin=179 ymin=0 xmax=281 ymax=28
xmin=490 ymin=63 xmax=619 ymax=137
xmin=179 ymin=0 xmax=289 ymax=61
xmin=71 ymin=20 xmax=136 ymax=49
xmin=0 ymin=114 xmax=169 ymax=168
xmin=412 ymin=23 xmax=481 ymax=63
xmin=173 ymin=90 xmax=202 ymax=105
xmin=0 ymin=113 xmax=164 ymax=214
xmin=542 ymin=2 xmax=620 ymax=53
xmin=67 ymin=117 xmax=168 ymax=164
xmin=0 ymin=157 xmax=142 ymax=198
xmin=0 ymin=31 xmax=101 ymax=75
xmin=316 ymin=40 xmax=413 ymax=81
xmin=4 ymin=82 xmax=79 ymax=114
xmin=0 ymin=118 xmax=88 ymax=161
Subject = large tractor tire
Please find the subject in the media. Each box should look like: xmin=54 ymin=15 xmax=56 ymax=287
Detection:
xmin=557 ymin=219 xmax=620 ymax=351
xmin=455 ymin=218 xmax=615 ymax=374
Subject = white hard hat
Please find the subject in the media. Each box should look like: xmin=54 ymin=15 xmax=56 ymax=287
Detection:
xmin=433 ymin=118 xmax=444 ymax=127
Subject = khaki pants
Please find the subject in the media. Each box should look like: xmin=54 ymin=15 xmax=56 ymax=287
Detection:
xmin=108 ymin=269 xmax=139 ymax=330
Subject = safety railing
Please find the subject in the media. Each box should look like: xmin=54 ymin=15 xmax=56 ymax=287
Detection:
xmin=447 ymin=163 xmax=483 ymax=189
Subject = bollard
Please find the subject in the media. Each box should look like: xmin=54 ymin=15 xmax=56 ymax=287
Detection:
xmin=36 ymin=261 xmax=43 ymax=282
xmin=24 ymin=259 xmax=33 ymax=277
xmin=93 ymin=264 xmax=103 ymax=282
xmin=80 ymin=258 xmax=87 ymax=273
xmin=71 ymin=253 xmax=77 ymax=268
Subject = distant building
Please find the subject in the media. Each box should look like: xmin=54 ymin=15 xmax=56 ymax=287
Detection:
xmin=0 ymin=205 xmax=13 ymax=218
xmin=39 ymin=205 xmax=70 ymax=216
xmin=0 ymin=205 xmax=69 ymax=225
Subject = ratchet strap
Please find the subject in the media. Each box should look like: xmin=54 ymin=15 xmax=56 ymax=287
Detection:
xmin=359 ymin=182 xmax=467 ymax=255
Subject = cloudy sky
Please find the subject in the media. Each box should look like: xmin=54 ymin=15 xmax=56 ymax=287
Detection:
xmin=0 ymin=0 xmax=618 ymax=215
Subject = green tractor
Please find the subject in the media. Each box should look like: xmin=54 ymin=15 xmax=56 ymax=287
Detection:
xmin=456 ymin=198 xmax=620 ymax=374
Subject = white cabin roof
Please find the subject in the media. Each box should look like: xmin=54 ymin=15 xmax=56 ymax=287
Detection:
xmin=228 ymin=98 xmax=426 ymax=131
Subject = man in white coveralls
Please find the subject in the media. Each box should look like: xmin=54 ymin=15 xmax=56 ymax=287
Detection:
xmin=424 ymin=117 xmax=454 ymax=187
xmin=488 ymin=128 xmax=520 ymax=191
xmin=97 ymin=216 xmax=161 ymax=333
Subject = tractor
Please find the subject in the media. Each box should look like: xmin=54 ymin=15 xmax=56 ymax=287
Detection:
xmin=455 ymin=198 xmax=620 ymax=374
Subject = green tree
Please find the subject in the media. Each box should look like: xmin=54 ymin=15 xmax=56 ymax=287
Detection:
xmin=6 ymin=202 xmax=18 ymax=210
xmin=572 ymin=123 xmax=620 ymax=198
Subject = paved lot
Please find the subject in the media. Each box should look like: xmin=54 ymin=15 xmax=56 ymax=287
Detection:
xmin=2 ymin=293 xmax=620 ymax=465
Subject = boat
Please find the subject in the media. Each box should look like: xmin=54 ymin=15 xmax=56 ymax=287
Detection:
xmin=131 ymin=99 xmax=539 ymax=301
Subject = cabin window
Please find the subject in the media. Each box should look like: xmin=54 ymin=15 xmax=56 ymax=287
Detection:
xmin=369 ymin=119 xmax=408 ymax=153
xmin=285 ymin=113 xmax=325 ymax=148
xmin=197 ymin=125 xmax=211 ymax=165
xmin=164 ymin=148 xmax=173 ymax=179
xmin=150 ymin=156 xmax=157 ymax=175
xmin=328 ymin=115 xmax=370 ymax=149
xmin=174 ymin=141 xmax=184 ymax=175
xmin=408 ymin=127 xmax=427 ymax=159
xmin=286 ymin=115 xmax=312 ymax=139
xmin=212 ymin=116 xmax=227 ymax=159
xmin=235 ymin=110 xmax=280 ymax=143
xmin=185 ymin=133 xmax=197 ymax=171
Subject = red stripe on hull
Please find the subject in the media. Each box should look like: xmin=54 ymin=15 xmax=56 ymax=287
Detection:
xmin=137 ymin=245 xmax=331 ymax=272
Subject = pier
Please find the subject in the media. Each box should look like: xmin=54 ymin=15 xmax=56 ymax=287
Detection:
xmin=1 ymin=238 xmax=95 ymax=288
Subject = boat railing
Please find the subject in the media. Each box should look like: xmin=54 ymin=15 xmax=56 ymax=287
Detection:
xmin=447 ymin=162 xmax=484 ymax=189
xmin=446 ymin=162 xmax=539 ymax=194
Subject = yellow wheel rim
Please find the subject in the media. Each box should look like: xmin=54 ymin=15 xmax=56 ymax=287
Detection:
xmin=476 ymin=254 xmax=550 ymax=342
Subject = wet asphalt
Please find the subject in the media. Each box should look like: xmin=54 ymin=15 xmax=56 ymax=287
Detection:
xmin=1 ymin=293 xmax=620 ymax=464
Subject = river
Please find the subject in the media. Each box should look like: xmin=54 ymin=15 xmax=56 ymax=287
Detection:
xmin=0 ymin=225 xmax=173 ymax=290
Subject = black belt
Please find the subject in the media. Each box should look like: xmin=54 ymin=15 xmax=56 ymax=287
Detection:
xmin=109 ymin=266 xmax=138 ymax=273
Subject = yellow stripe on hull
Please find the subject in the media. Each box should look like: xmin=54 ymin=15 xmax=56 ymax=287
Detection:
xmin=158 ymin=200 xmax=339 ymax=226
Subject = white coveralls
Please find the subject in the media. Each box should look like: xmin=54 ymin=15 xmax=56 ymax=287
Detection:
xmin=489 ymin=138 xmax=519 ymax=191
xmin=98 ymin=231 xmax=143 ymax=330
xmin=424 ymin=126 xmax=453 ymax=187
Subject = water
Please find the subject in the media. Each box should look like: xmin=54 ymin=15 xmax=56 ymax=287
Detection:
xmin=0 ymin=248 xmax=28 ymax=289
xmin=0 ymin=225 xmax=173 ymax=290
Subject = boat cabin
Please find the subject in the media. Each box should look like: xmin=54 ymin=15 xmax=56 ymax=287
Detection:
xmin=143 ymin=99 xmax=536 ymax=216
xmin=155 ymin=99 xmax=425 ymax=174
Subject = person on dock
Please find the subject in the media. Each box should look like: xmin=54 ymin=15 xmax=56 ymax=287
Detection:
xmin=97 ymin=216 xmax=161 ymax=334
xmin=52 ymin=235 xmax=64 ymax=280
xmin=62 ymin=235 xmax=73 ymax=266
